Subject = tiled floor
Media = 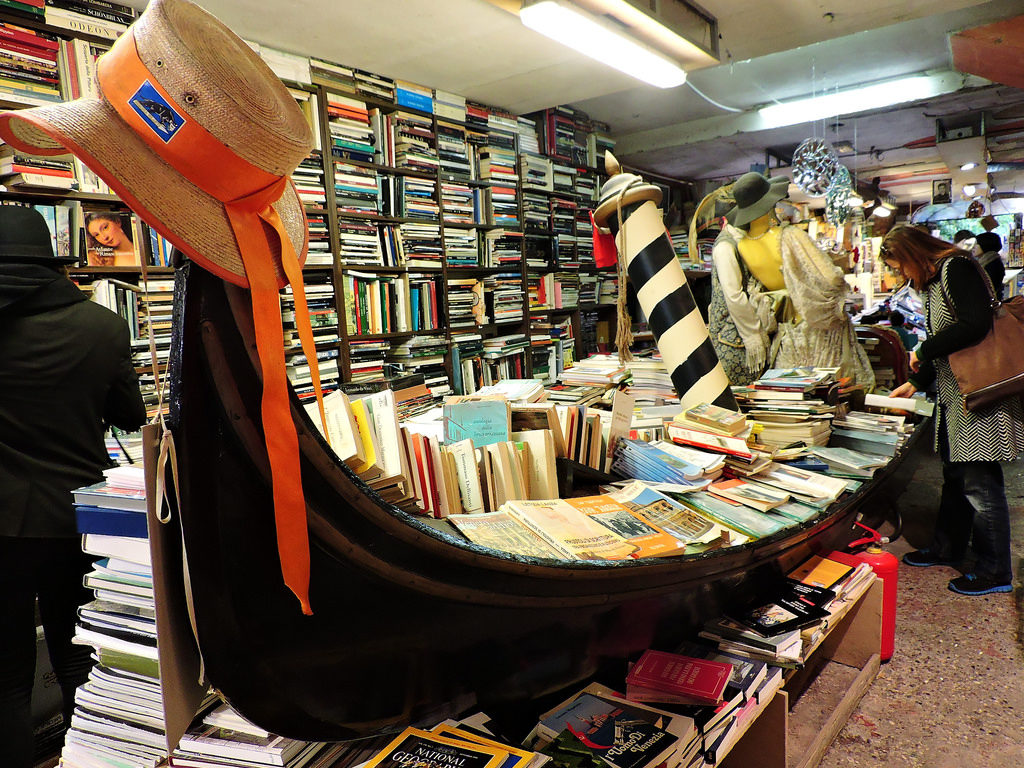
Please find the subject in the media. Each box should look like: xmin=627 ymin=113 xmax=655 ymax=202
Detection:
xmin=819 ymin=449 xmax=1024 ymax=767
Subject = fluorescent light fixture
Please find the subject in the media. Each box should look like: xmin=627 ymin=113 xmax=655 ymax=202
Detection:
xmin=759 ymin=75 xmax=941 ymax=130
xmin=520 ymin=0 xmax=687 ymax=88
xmin=960 ymin=162 xmax=977 ymax=171
xmin=963 ymin=184 xmax=976 ymax=196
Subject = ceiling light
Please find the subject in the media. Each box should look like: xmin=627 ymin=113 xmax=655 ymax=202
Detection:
xmin=758 ymin=75 xmax=944 ymax=130
xmin=520 ymin=0 xmax=688 ymax=88
xmin=847 ymin=193 xmax=863 ymax=207
xmin=963 ymin=184 xmax=976 ymax=196
xmin=960 ymin=162 xmax=977 ymax=171
xmin=872 ymin=205 xmax=893 ymax=217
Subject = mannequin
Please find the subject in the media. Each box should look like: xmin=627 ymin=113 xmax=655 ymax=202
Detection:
xmin=708 ymin=216 xmax=777 ymax=385
xmin=736 ymin=211 xmax=785 ymax=291
xmin=724 ymin=172 xmax=875 ymax=388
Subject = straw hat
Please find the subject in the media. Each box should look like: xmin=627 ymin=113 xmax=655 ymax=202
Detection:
xmin=726 ymin=172 xmax=790 ymax=227
xmin=592 ymin=172 xmax=663 ymax=229
xmin=0 ymin=0 xmax=313 ymax=288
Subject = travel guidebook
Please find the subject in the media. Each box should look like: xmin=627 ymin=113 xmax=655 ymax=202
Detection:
xmin=537 ymin=693 xmax=680 ymax=768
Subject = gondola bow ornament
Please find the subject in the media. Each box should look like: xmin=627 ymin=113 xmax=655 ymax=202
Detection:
xmin=592 ymin=152 xmax=737 ymax=410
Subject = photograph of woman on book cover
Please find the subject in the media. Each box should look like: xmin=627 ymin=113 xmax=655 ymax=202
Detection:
xmin=85 ymin=211 xmax=140 ymax=267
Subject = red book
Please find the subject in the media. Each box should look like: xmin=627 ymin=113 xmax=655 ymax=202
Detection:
xmin=0 ymin=22 xmax=58 ymax=51
xmin=625 ymin=649 xmax=733 ymax=706
xmin=0 ymin=38 xmax=58 ymax=61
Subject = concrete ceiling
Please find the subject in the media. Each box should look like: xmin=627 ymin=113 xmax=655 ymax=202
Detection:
xmin=130 ymin=0 xmax=1024 ymax=204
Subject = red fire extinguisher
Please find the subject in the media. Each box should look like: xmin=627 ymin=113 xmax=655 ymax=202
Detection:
xmin=847 ymin=520 xmax=899 ymax=662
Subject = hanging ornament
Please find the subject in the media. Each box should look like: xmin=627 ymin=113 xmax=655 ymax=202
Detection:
xmin=967 ymin=199 xmax=986 ymax=218
xmin=825 ymin=166 xmax=853 ymax=225
xmin=792 ymin=138 xmax=839 ymax=196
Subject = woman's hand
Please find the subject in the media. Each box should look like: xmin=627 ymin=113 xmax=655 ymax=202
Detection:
xmin=908 ymin=350 xmax=921 ymax=373
xmin=890 ymin=381 xmax=917 ymax=398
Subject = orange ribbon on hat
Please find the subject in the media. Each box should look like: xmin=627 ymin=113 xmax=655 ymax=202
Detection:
xmin=98 ymin=31 xmax=326 ymax=615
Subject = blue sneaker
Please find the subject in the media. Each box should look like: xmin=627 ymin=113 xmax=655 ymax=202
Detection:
xmin=903 ymin=549 xmax=957 ymax=567
xmin=948 ymin=573 xmax=1013 ymax=596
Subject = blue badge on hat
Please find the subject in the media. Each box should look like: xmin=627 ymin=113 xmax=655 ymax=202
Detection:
xmin=128 ymin=80 xmax=185 ymax=143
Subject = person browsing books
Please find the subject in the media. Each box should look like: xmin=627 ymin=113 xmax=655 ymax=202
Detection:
xmin=85 ymin=211 xmax=137 ymax=267
xmin=0 ymin=207 xmax=147 ymax=767
xmin=884 ymin=224 xmax=1024 ymax=596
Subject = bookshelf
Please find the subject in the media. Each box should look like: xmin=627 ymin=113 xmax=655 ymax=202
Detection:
xmin=717 ymin=576 xmax=883 ymax=768
xmin=0 ymin=8 xmax=692 ymax=406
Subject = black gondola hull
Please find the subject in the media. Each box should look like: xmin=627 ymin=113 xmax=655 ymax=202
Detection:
xmin=166 ymin=266 xmax=925 ymax=740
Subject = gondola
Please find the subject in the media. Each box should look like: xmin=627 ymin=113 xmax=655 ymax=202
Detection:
xmin=163 ymin=262 xmax=928 ymax=742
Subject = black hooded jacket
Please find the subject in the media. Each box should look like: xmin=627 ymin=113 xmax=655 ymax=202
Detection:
xmin=0 ymin=263 xmax=147 ymax=537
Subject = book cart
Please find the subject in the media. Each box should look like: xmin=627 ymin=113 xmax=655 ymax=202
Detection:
xmin=718 ymin=575 xmax=883 ymax=768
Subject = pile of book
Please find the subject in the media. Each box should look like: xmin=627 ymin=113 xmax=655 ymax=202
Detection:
xmin=359 ymin=718 xmax=549 ymax=768
xmin=171 ymin=702 xmax=344 ymax=768
xmin=621 ymin=646 xmax=785 ymax=766
xmin=829 ymin=409 xmax=913 ymax=458
xmin=699 ymin=550 xmax=875 ymax=671
xmin=448 ymin=480 xmax=736 ymax=561
xmin=557 ymin=353 xmax=628 ymax=387
xmin=62 ymin=465 xmax=213 ymax=768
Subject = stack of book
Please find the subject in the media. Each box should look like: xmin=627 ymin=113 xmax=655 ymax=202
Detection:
xmin=172 ymin=702 xmax=343 ymax=768
xmin=625 ymin=649 xmax=733 ymax=707
xmin=829 ymin=409 xmax=912 ymax=457
xmin=543 ymin=383 xmax=606 ymax=406
xmin=45 ymin=0 xmax=135 ymax=42
xmin=1 ymin=143 xmax=76 ymax=189
xmin=558 ymin=353 xmax=628 ymax=387
xmin=808 ymin=446 xmax=889 ymax=478
xmin=62 ymin=466 xmax=202 ymax=768
xmin=361 ymin=719 xmax=548 ymax=768
xmin=665 ymin=406 xmax=755 ymax=461
xmin=612 ymin=438 xmax=711 ymax=490
xmin=623 ymin=358 xmax=678 ymax=405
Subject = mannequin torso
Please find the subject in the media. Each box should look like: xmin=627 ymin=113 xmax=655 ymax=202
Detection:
xmin=736 ymin=212 xmax=785 ymax=291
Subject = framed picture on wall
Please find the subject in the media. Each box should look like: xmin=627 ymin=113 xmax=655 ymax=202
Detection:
xmin=932 ymin=178 xmax=952 ymax=205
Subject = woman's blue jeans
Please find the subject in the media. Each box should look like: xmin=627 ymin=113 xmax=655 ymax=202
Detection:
xmin=932 ymin=426 xmax=1013 ymax=582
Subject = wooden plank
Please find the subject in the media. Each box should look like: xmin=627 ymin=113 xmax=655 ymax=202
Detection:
xmin=720 ymin=690 xmax=788 ymax=768
xmin=792 ymin=654 xmax=881 ymax=768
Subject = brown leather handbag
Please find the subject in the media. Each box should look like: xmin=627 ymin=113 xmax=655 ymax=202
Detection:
xmin=943 ymin=257 xmax=1024 ymax=411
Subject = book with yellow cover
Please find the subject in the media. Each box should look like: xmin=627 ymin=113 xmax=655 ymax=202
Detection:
xmin=502 ymin=499 xmax=638 ymax=560
xmin=788 ymin=554 xmax=855 ymax=589
xmin=363 ymin=727 xmax=509 ymax=768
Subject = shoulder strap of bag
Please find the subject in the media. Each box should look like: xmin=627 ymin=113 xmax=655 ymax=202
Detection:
xmin=937 ymin=254 xmax=1000 ymax=324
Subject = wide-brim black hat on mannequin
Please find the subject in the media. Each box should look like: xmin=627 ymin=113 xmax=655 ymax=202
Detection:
xmin=0 ymin=205 xmax=76 ymax=265
xmin=727 ymin=172 xmax=790 ymax=227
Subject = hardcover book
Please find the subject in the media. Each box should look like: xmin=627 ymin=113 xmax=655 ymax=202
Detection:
xmin=624 ymin=649 xmax=732 ymax=706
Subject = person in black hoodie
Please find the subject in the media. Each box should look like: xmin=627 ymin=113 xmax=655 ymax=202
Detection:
xmin=975 ymin=231 xmax=1005 ymax=300
xmin=0 ymin=206 xmax=146 ymax=768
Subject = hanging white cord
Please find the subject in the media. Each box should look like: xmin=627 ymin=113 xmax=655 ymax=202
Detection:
xmin=686 ymin=80 xmax=742 ymax=113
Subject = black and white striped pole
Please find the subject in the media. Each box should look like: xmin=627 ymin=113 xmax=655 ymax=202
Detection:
xmin=593 ymin=153 xmax=737 ymax=410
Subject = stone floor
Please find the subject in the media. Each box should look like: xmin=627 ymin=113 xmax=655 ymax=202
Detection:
xmin=819 ymin=449 xmax=1024 ymax=767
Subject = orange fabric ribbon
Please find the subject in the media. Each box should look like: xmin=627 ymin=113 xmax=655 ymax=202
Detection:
xmin=98 ymin=30 xmax=326 ymax=614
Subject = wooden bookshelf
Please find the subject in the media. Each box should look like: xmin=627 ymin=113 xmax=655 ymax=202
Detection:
xmin=718 ymin=577 xmax=883 ymax=768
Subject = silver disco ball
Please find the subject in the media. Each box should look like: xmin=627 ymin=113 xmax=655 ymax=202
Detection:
xmin=793 ymin=138 xmax=839 ymax=197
